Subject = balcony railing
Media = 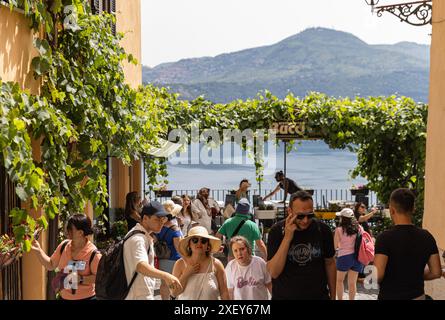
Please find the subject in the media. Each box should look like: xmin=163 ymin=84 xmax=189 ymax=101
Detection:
xmin=144 ymin=188 xmax=379 ymax=209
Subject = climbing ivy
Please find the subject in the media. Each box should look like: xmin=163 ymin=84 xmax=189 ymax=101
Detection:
xmin=1 ymin=1 xmax=167 ymax=251
xmin=0 ymin=0 xmax=427 ymax=254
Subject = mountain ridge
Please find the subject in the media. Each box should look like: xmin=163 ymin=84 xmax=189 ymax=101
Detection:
xmin=143 ymin=27 xmax=430 ymax=103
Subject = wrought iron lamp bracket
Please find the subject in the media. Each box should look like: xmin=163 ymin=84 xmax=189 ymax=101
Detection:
xmin=373 ymin=1 xmax=432 ymax=26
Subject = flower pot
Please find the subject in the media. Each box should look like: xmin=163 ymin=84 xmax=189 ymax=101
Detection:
xmin=0 ymin=247 xmax=20 ymax=270
xmin=155 ymin=190 xmax=173 ymax=197
xmin=254 ymin=208 xmax=277 ymax=220
xmin=350 ymin=188 xmax=369 ymax=196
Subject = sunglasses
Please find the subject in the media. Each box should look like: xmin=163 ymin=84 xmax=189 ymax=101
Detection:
xmin=190 ymin=237 xmax=209 ymax=245
xmin=295 ymin=213 xmax=315 ymax=220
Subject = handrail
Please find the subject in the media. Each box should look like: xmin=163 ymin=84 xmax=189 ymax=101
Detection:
xmin=144 ymin=188 xmax=379 ymax=208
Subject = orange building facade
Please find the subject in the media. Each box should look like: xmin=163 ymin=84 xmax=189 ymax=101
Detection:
xmin=0 ymin=0 xmax=142 ymax=299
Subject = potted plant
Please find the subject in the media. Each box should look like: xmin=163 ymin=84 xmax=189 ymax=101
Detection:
xmin=350 ymin=184 xmax=369 ymax=195
xmin=0 ymin=234 xmax=21 ymax=270
xmin=254 ymin=204 xmax=277 ymax=220
xmin=154 ymin=184 xmax=173 ymax=198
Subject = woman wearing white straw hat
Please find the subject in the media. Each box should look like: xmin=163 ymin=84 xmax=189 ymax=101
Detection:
xmin=170 ymin=226 xmax=229 ymax=300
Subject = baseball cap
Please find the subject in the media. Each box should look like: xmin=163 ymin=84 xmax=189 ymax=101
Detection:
xmin=235 ymin=198 xmax=251 ymax=215
xmin=141 ymin=201 xmax=168 ymax=217
xmin=336 ymin=208 xmax=355 ymax=218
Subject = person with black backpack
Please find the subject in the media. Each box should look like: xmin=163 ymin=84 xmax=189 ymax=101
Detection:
xmin=31 ymin=214 xmax=101 ymax=300
xmin=123 ymin=201 xmax=182 ymax=300
xmin=95 ymin=201 xmax=182 ymax=300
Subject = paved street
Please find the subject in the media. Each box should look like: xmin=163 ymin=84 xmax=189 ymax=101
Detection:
xmin=153 ymin=278 xmax=378 ymax=300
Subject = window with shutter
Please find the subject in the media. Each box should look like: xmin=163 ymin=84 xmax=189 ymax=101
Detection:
xmin=110 ymin=0 xmax=116 ymax=35
xmin=90 ymin=0 xmax=116 ymax=35
xmin=91 ymin=0 xmax=102 ymax=15
xmin=1 ymin=0 xmax=24 ymax=11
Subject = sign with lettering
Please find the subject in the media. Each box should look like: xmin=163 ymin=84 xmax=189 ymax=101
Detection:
xmin=270 ymin=122 xmax=321 ymax=140
xmin=271 ymin=122 xmax=305 ymax=140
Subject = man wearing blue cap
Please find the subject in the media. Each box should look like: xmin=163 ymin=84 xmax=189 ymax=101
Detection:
xmin=123 ymin=200 xmax=182 ymax=299
xmin=216 ymin=198 xmax=267 ymax=260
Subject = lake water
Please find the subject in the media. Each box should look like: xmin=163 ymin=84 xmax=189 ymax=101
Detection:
xmin=153 ymin=140 xmax=367 ymax=192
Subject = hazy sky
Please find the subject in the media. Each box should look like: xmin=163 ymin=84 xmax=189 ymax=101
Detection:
xmin=141 ymin=0 xmax=432 ymax=67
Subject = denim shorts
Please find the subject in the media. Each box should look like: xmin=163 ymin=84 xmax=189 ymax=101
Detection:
xmin=158 ymin=259 xmax=176 ymax=274
xmin=336 ymin=253 xmax=364 ymax=273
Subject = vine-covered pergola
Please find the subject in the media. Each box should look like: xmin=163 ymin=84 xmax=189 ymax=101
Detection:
xmin=0 ymin=1 xmax=427 ymax=253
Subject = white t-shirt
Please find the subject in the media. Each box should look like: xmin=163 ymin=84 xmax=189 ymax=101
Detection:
xmin=225 ymin=256 xmax=271 ymax=300
xmin=123 ymin=224 xmax=156 ymax=300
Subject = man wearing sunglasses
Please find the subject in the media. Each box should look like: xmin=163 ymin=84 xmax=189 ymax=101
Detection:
xmin=266 ymin=191 xmax=336 ymax=300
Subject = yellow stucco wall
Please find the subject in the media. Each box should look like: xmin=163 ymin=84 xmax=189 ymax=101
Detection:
xmin=424 ymin=0 xmax=445 ymax=300
xmin=116 ymin=0 xmax=142 ymax=88
xmin=110 ymin=0 xmax=143 ymax=208
xmin=1 ymin=1 xmax=142 ymax=299
xmin=1 ymin=5 xmax=47 ymax=300
xmin=0 ymin=5 xmax=40 ymax=93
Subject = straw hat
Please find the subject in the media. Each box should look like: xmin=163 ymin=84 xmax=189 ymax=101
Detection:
xmin=171 ymin=204 xmax=182 ymax=217
xmin=178 ymin=226 xmax=221 ymax=257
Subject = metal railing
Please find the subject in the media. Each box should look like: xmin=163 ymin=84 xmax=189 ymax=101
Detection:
xmin=0 ymin=164 xmax=22 ymax=300
xmin=144 ymin=188 xmax=379 ymax=208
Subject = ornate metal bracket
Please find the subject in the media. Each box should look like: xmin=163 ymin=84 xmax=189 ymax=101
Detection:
xmin=374 ymin=1 xmax=432 ymax=26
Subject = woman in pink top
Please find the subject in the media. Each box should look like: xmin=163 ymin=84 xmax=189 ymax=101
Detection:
xmin=31 ymin=214 xmax=102 ymax=300
xmin=334 ymin=208 xmax=364 ymax=300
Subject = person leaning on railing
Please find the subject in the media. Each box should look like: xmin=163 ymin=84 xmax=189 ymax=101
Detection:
xmin=262 ymin=171 xmax=302 ymax=202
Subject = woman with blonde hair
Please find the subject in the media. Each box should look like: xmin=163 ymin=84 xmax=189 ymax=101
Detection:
xmin=176 ymin=194 xmax=196 ymax=236
xmin=225 ymin=236 xmax=271 ymax=300
xmin=170 ymin=226 xmax=229 ymax=300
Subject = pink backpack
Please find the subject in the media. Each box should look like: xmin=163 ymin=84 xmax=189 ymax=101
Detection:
xmin=354 ymin=226 xmax=375 ymax=265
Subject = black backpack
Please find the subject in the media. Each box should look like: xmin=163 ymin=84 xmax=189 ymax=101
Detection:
xmin=95 ymin=230 xmax=148 ymax=300
xmin=154 ymin=225 xmax=175 ymax=259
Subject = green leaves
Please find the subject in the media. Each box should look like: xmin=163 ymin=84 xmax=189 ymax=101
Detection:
xmin=31 ymin=56 xmax=51 ymax=76
xmin=1 ymin=0 xmax=428 ymax=252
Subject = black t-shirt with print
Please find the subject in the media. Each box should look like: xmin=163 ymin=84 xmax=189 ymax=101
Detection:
xmin=375 ymin=225 xmax=439 ymax=300
xmin=267 ymin=219 xmax=335 ymax=300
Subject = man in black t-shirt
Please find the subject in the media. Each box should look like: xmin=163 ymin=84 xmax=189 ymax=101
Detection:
xmin=266 ymin=191 xmax=336 ymax=300
xmin=374 ymin=188 xmax=442 ymax=300
xmin=262 ymin=171 xmax=302 ymax=202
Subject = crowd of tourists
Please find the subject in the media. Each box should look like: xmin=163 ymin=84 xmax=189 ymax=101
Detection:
xmin=30 ymin=173 xmax=445 ymax=300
